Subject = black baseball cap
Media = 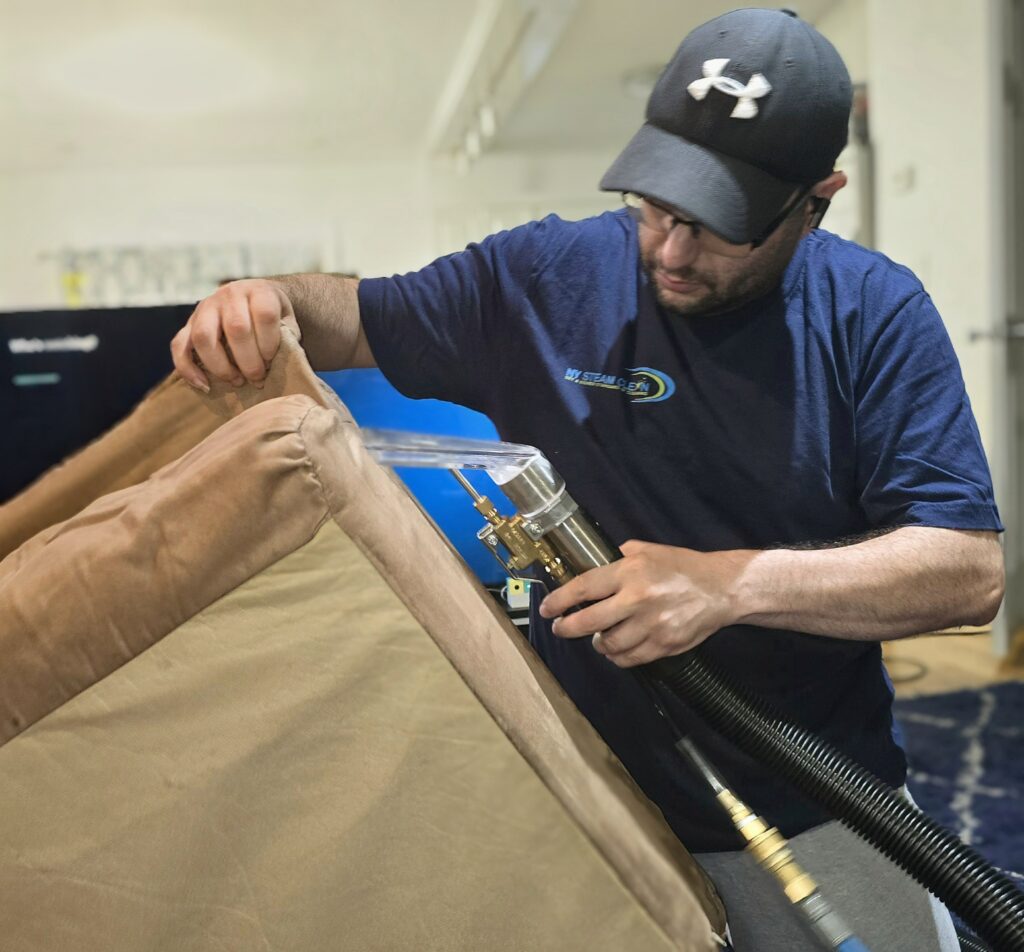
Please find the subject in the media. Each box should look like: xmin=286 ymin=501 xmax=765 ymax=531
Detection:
xmin=600 ymin=8 xmax=852 ymax=244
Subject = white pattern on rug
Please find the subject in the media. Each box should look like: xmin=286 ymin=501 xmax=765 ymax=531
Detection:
xmin=903 ymin=687 xmax=1022 ymax=870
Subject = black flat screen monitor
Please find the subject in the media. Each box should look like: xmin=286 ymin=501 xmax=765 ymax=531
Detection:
xmin=1 ymin=304 xmax=194 ymax=502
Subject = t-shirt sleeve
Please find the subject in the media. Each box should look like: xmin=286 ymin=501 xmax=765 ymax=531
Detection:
xmin=356 ymin=216 xmax=565 ymax=414
xmin=854 ymin=289 xmax=1003 ymax=531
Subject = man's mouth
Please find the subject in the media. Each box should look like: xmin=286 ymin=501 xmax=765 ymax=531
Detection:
xmin=655 ymin=270 xmax=703 ymax=294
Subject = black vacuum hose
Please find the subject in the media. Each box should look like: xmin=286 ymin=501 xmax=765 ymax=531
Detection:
xmin=958 ymin=925 xmax=996 ymax=952
xmin=649 ymin=650 xmax=1024 ymax=952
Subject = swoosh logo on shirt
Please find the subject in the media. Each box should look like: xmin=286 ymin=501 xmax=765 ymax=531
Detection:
xmin=627 ymin=367 xmax=676 ymax=403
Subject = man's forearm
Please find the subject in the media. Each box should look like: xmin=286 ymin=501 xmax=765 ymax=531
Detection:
xmin=732 ymin=526 xmax=1005 ymax=640
xmin=270 ymin=273 xmax=373 ymax=371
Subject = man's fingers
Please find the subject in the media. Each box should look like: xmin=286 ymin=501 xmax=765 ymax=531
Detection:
xmin=249 ymin=285 xmax=286 ymax=367
xmin=591 ymin=620 xmax=647 ymax=657
xmin=188 ymin=300 xmax=244 ymax=385
xmin=604 ymin=642 xmax=664 ymax=669
xmin=277 ymin=287 xmax=299 ymax=336
xmin=603 ymin=621 xmax=701 ymax=668
xmin=219 ymin=289 xmax=272 ymax=384
xmin=598 ymin=622 xmax=665 ymax=668
xmin=170 ymin=325 xmax=210 ymax=392
xmin=539 ymin=564 xmax=620 ymax=619
xmin=169 ymin=279 xmax=296 ymax=389
xmin=551 ymin=594 xmax=631 ymax=639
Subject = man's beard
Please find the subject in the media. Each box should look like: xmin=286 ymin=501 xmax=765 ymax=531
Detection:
xmin=640 ymin=218 xmax=806 ymax=317
xmin=642 ymin=259 xmax=726 ymax=316
xmin=641 ymin=253 xmax=789 ymax=317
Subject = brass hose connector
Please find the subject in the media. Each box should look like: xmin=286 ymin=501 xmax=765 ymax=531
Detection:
xmin=715 ymin=788 xmax=817 ymax=904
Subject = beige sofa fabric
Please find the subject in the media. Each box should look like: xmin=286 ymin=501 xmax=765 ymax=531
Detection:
xmin=0 ymin=523 xmax=703 ymax=951
xmin=0 ymin=327 xmax=335 ymax=561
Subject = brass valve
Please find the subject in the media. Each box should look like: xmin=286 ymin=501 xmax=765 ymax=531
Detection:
xmin=470 ymin=491 xmax=573 ymax=586
xmin=449 ymin=468 xmax=572 ymax=585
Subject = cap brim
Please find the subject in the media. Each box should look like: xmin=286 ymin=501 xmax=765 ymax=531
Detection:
xmin=599 ymin=123 xmax=800 ymax=245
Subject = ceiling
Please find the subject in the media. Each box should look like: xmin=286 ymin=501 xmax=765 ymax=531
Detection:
xmin=0 ymin=0 xmax=839 ymax=172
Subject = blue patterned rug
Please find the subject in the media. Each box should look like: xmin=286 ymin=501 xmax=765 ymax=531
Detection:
xmin=894 ymin=681 xmax=1024 ymax=882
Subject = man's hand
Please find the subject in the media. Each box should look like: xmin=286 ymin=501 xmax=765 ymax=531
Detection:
xmin=170 ymin=279 xmax=299 ymax=392
xmin=537 ymin=540 xmax=748 ymax=667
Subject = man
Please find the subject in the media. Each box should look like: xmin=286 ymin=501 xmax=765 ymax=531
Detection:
xmin=172 ymin=9 xmax=1004 ymax=950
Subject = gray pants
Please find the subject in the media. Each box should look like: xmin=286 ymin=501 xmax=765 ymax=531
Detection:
xmin=694 ymin=813 xmax=960 ymax=951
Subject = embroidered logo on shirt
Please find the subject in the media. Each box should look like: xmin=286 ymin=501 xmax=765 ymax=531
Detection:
xmin=687 ymin=58 xmax=771 ymax=119
xmin=563 ymin=366 xmax=676 ymax=403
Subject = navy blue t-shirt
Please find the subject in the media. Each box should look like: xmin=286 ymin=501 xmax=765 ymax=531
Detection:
xmin=357 ymin=210 xmax=1002 ymax=852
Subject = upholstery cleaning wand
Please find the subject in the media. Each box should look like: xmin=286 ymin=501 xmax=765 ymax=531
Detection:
xmin=362 ymin=427 xmax=871 ymax=951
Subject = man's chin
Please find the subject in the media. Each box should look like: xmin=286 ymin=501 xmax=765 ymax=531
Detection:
xmin=643 ymin=264 xmax=717 ymax=315
xmin=654 ymin=284 xmax=717 ymax=316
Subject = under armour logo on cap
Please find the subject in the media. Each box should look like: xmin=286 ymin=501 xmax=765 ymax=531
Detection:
xmin=687 ymin=58 xmax=772 ymax=118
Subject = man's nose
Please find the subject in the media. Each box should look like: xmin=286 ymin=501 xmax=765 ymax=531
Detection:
xmin=659 ymin=223 xmax=702 ymax=269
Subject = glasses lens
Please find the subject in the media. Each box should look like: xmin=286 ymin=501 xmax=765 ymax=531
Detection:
xmin=622 ymin=193 xmax=646 ymax=225
xmin=623 ymin=193 xmax=670 ymax=231
xmin=623 ymin=193 xmax=753 ymax=257
xmin=695 ymin=230 xmax=753 ymax=258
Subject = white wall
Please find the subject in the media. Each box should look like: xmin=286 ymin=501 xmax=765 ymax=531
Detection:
xmin=0 ymin=159 xmax=439 ymax=310
xmin=0 ymin=149 xmax=623 ymax=311
xmin=815 ymin=0 xmax=868 ymax=84
xmin=428 ymin=149 xmax=619 ymax=252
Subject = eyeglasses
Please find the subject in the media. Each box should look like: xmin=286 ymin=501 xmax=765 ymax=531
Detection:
xmin=622 ymin=188 xmax=813 ymax=258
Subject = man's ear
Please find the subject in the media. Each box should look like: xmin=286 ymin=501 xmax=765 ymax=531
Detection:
xmin=813 ymin=170 xmax=848 ymax=201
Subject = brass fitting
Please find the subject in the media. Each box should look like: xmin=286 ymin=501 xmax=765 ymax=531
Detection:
xmin=471 ymin=494 xmax=573 ymax=585
xmin=716 ymin=788 xmax=818 ymax=904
